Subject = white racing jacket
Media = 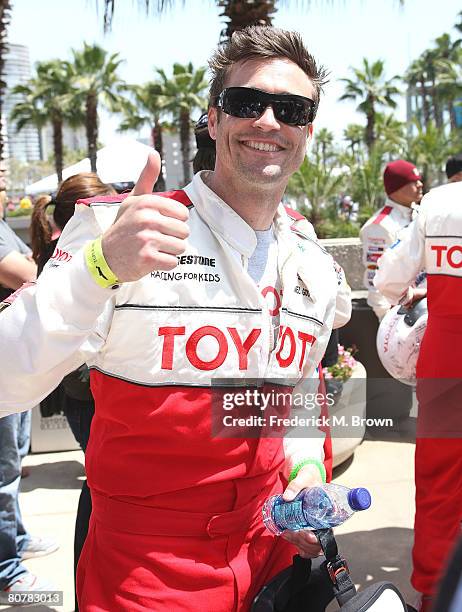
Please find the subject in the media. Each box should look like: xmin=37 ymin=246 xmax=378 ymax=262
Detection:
xmin=0 ymin=172 xmax=350 ymax=481
xmin=375 ymin=183 xmax=462 ymax=316
xmin=360 ymin=198 xmax=414 ymax=319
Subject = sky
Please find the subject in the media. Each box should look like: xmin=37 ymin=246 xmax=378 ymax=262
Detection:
xmin=8 ymin=0 xmax=462 ymax=146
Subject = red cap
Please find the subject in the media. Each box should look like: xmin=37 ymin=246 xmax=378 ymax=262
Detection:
xmin=383 ymin=160 xmax=421 ymax=196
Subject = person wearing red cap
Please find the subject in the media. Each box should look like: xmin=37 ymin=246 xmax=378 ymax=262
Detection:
xmin=360 ymin=159 xmax=423 ymax=320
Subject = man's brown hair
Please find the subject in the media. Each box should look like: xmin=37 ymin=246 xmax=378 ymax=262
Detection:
xmin=208 ymin=25 xmax=328 ymax=118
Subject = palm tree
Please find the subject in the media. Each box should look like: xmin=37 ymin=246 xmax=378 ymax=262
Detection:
xmin=374 ymin=113 xmax=406 ymax=159
xmin=119 ymin=82 xmax=169 ymax=190
xmin=405 ymin=120 xmax=452 ymax=188
xmin=432 ymin=33 xmax=461 ymax=126
xmin=10 ymin=60 xmax=79 ymax=182
xmin=217 ymin=0 xmax=276 ymax=40
xmin=435 ymin=46 xmax=462 ymax=133
xmin=454 ymin=10 xmax=462 ymax=39
xmin=157 ymin=62 xmax=208 ymax=185
xmin=0 ymin=0 xmax=11 ymax=163
xmin=343 ymin=123 xmax=364 ymax=161
xmin=314 ymin=127 xmax=334 ymax=169
xmin=287 ymin=155 xmax=345 ymax=228
xmin=339 ymin=59 xmax=400 ymax=152
xmin=405 ymin=56 xmax=432 ymax=130
xmin=101 ymin=1 xmax=405 ymax=37
xmin=70 ymin=43 xmax=126 ymax=172
xmin=348 ymin=143 xmax=386 ymax=211
xmin=406 ymin=36 xmax=460 ymax=133
xmin=422 ymin=49 xmax=443 ymax=129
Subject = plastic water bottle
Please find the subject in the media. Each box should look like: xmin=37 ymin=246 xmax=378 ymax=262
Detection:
xmin=262 ymin=484 xmax=371 ymax=535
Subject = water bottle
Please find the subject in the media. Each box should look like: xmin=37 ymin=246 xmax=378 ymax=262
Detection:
xmin=262 ymin=483 xmax=371 ymax=535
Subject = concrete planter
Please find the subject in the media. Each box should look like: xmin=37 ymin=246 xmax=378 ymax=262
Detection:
xmin=320 ymin=237 xmax=363 ymax=291
xmin=331 ymin=361 xmax=367 ymax=467
xmin=6 ymin=215 xmax=32 ymax=245
xmin=30 ymin=405 xmax=79 ymax=453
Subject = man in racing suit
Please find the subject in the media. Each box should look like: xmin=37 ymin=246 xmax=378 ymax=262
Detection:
xmin=360 ymin=159 xmax=423 ymax=320
xmin=0 ymin=26 xmax=350 ymax=611
xmin=375 ymin=182 xmax=462 ymax=612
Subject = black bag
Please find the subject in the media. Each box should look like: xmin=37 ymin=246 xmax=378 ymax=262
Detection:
xmin=251 ymin=529 xmax=408 ymax=612
xmin=252 ymin=555 xmax=335 ymax=612
xmin=61 ymin=364 xmax=92 ymax=401
xmin=39 ymin=382 xmax=68 ymax=418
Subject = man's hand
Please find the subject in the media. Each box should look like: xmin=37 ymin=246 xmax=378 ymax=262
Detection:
xmin=399 ymin=286 xmax=427 ymax=308
xmin=280 ymin=464 xmax=324 ymax=558
xmin=101 ymin=152 xmax=190 ymax=282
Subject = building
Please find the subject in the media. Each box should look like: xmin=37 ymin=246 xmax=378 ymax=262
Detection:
xmin=139 ymin=131 xmax=195 ymax=189
xmin=3 ymin=43 xmax=41 ymax=162
xmin=41 ymin=124 xmax=87 ymax=162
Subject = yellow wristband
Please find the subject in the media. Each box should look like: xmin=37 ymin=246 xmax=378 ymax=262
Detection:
xmin=84 ymin=237 xmax=120 ymax=289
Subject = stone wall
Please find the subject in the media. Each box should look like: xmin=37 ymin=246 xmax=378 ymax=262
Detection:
xmin=320 ymin=237 xmax=365 ymax=291
xmin=7 ymin=216 xmax=31 ymax=245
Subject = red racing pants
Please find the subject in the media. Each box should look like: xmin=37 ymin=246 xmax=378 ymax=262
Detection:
xmin=76 ymin=477 xmax=296 ymax=611
xmin=412 ymin=317 xmax=462 ymax=596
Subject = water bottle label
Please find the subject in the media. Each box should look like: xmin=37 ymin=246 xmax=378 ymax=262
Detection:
xmin=273 ymin=500 xmax=306 ymax=531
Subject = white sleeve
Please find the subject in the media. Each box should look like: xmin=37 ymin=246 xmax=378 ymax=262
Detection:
xmin=360 ymin=223 xmax=393 ymax=319
xmin=0 ymin=204 xmax=120 ymax=416
xmin=374 ymin=211 xmax=426 ymax=304
xmin=281 ymin=260 xmax=338 ymax=479
xmin=332 ymin=260 xmax=352 ymax=329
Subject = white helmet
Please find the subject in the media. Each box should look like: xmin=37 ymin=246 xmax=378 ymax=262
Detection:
xmin=376 ymin=299 xmax=428 ymax=386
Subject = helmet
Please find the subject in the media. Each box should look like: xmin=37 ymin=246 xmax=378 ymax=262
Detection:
xmin=376 ymin=299 xmax=428 ymax=386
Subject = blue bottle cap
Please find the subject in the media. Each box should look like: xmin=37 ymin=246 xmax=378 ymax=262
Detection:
xmin=348 ymin=487 xmax=371 ymax=511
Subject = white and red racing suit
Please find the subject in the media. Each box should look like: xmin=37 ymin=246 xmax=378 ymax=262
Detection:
xmin=0 ymin=172 xmax=350 ymax=611
xmin=360 ymin=197 xmax=415 ymax=319
xmin=375 ymin=182 xmax=462 ymax=598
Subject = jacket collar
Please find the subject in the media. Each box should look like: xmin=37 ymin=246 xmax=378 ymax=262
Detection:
xmin=386 ymin=197 xmax=414 ymax=221
xmin=184 ymin=171 xmax=292 ymax=259
xmin=183 ymin=172 xmax=321 ymax=302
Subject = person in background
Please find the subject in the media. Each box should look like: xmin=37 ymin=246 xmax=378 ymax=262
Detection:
xmin=339 ymin=195 xmax=353 ymax=220
xmin=0 ymin=187 xmax=36 ymax=302
xmin=360 ymin=159 xmax=423 ymax=320
xmin=192 ymin=112 xmax=217 ymax=174
xmin=30 ymin=173 xmax=115 ymax=610
xmin=374 ymin=181 xmax=462 ymax=612
xmin=445 ymin=154 xmax=462 ymax=184
xmin=0 ymin=169 xmax=57 ymax=597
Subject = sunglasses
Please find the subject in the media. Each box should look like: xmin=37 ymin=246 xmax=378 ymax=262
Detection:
xmin=215 ymin=87 xmax=317 ymax=126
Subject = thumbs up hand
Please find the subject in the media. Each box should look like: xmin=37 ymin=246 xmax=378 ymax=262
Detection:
xmin=101 ymin=152 xmax=190 ymax=283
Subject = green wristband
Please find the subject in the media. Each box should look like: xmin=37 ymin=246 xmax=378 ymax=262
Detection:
xmin=84 ymin=237 xmax=120 ymax=289
xmin=288 ymin=458 xmax=327 ymax=484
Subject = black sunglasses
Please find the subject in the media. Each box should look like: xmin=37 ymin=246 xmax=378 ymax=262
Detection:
xmin=215 ymin=86 xmax=317 ymax=126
